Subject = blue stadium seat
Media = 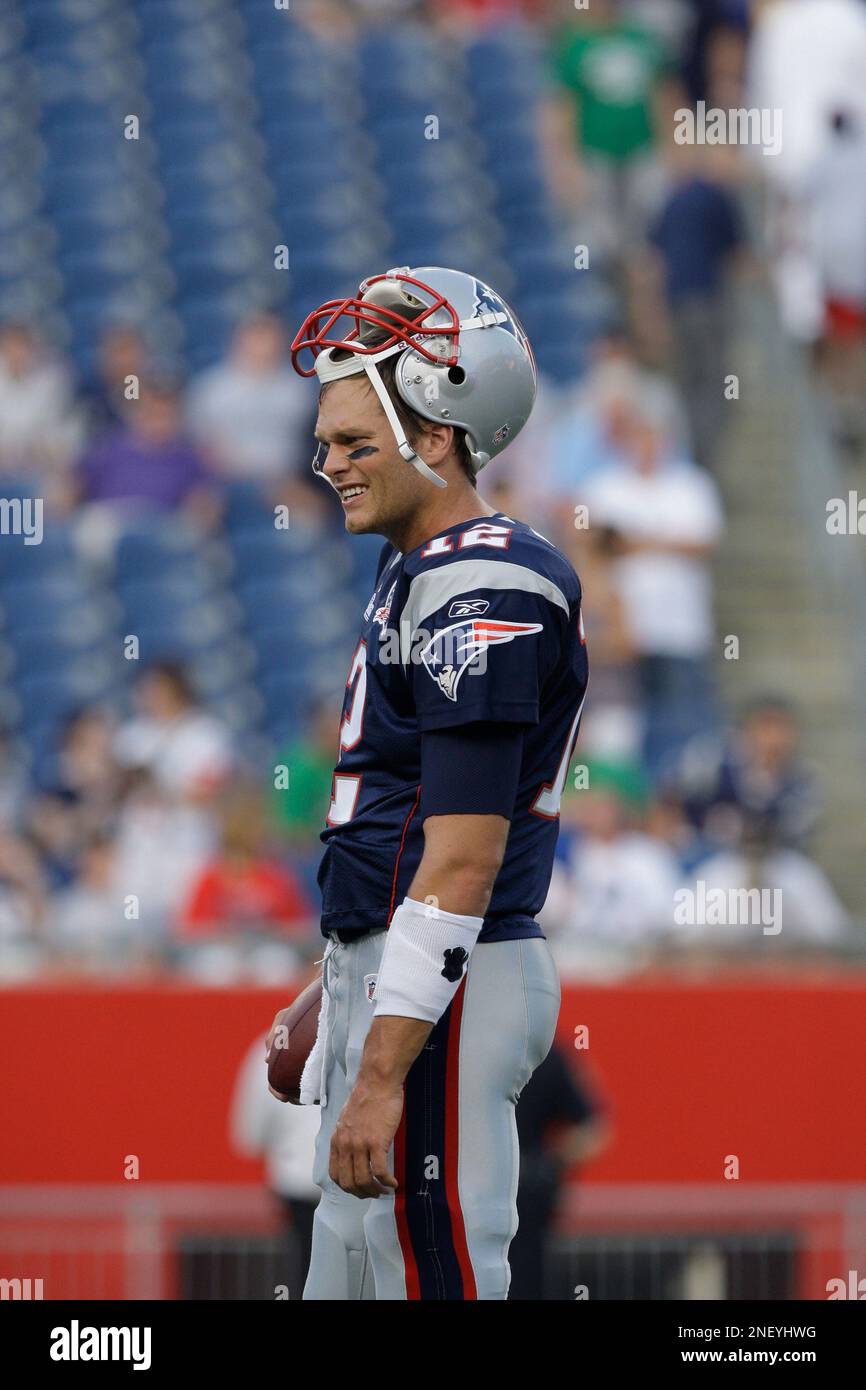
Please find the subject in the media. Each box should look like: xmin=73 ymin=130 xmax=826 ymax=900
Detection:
xmin=113 ymin=523 xmax=211 ymax=578
xmin=0 ymin=530 xmax=76 ymax=582
xmin=250 ymin=604 xmax=355 ymax=657
xmin=13 ymin=665 xmax=121 ymax=722
xmin=230 ymin=533 xmax=346 ymax=589
xmin=115 ymin=573 xmax=217 ymax=619
xmin=2 ymin=606 xmax=114 ymax=653
xmin=124 ymin=600 xmax=234 ymax=654
xmin=221 ymin=482 xmax=274 ymax=533
xmin=8 ymin=633 xmax=108 ymax=678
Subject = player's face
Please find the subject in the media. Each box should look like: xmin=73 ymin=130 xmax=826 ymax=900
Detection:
xmin=314 ymin=378 xmax=426 ymax=537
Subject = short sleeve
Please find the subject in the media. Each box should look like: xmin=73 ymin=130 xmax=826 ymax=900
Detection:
xmin=406 ymin=579 xmax=567 ymax=733
xmin=549 ymin=30 xmax=581 ymax=94
xmin=685 ymin=471 xmax=724 ymax=545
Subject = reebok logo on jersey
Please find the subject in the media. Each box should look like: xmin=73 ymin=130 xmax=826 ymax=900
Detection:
xmin=448 ymin=598 xmax=490 ymax=618
xmin=419 ymin=618 xmax=543 ymax=702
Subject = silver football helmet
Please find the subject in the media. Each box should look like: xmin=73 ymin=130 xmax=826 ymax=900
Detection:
xmin=291 ymin=266 xmax=537 ymax=489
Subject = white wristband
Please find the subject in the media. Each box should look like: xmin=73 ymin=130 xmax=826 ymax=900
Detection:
xmin=372 ymin=896 xmax=484 ymax=1025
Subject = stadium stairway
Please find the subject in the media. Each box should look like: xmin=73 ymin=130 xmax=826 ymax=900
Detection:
xmin=712 ymin=280 xmax=866 ymax=918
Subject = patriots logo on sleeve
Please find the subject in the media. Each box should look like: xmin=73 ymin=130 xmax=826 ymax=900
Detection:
xmin=418 ymin=618 xmax=543 ymax=702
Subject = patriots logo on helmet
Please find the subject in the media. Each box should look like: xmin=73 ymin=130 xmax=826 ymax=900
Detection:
xmin=419 ymin=618 xmax=543 ymax=702
xmin=473 ymin=281 xmax=517 ymax=339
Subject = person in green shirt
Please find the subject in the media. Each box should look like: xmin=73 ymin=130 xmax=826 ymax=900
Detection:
xmin=540 ymin=0 xmax=681 ymax=254
xmin=271 ymin=697 xmax=339 ymax=855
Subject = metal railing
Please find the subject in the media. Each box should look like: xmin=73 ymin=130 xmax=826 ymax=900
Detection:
xmin=1 ymin=1182 xmax=864 ymax=1300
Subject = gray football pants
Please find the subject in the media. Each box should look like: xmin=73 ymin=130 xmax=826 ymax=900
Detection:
xmin=302 ymin=930 xmax=560 ymax=1301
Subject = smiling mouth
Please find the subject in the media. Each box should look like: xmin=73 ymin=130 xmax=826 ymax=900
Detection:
xmin=339 ymin=485 xmax=369 ymax=504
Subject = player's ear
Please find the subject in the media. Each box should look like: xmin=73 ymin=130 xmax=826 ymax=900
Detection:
xmin=421 ymin=422 xmax=455 ymax=469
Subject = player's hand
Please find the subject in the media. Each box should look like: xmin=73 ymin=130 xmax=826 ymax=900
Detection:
xmin=330 ymin=1080 xmax=402 ymax=1199
xmin=265 ymin=1007 xmax=288 ymax=1059
xmin=265 ymin=1008 xmax=298 ymax=1103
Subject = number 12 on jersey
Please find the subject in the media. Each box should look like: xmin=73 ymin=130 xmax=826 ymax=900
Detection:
xmin=327 ymin=641 xmax=367 ymax=826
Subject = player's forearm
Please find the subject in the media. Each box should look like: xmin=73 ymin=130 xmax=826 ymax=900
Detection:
xmin=408 ymin=861 xmax=497 ymax=918
xmin=358 ymin=1016 xmax=432 ymax=1089
xmin=408 ymin=812 xmax=509 ymax=917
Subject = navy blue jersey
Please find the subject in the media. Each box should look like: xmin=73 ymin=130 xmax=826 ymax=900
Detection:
xmin=317 ymin=513 xmax=588 ymax=943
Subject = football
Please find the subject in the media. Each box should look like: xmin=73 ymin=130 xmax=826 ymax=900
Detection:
xmin=266 ymin=976 xmax=323 ymax=1104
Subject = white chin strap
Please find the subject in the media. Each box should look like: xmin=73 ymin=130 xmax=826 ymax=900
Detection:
xmin=360 ymin=354 xmax=448 ymax=490
xmin=316 ymin=344 xmax=447 ymax=489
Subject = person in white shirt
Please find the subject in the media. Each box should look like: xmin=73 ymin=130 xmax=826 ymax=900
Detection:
xmin=540 ymin=765 xmax=684 ymax=965
xmin=0 ymin=322 xmax=82 ymax=485
xmin=231 ymin=1029 xmax=321 ymax=1294
xmin=747 ymin=0 xmax=866 ymax=342
xmin=114 ymin=662 xmax=233 ymax=801
xmin=582 ymin=382 xmax=723 ymax=778
xmin=681 ymin=814 xmax=849 ymax=946
xmin=187 ymin=313 xmax=310 ymax=486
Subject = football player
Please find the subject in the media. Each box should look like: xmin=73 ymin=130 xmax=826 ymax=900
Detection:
xmin=282 ymin=266 xmax=588 ymax=1300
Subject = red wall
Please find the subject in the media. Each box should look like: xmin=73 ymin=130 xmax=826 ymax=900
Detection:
xmin=1 ymin=972 xmax=865 ymax=1185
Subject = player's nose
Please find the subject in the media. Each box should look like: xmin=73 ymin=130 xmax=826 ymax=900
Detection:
xmin=322 ymin=445 xmax=349 ymax=480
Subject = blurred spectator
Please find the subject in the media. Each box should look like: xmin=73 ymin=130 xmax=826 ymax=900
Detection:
xmin=56 ymin=706 xmax=121 ymax=821
xmin=582 ymin=382 xmax=723 ymax=777
xmin=748 ymin=0 xmax=866 ymax=342
xmin=680 ymin=0 xmax=749 ymax=107
xmin=669 ymin=697 xmax=821 ymax=854
xmin=645 ymin=790 xmax=706 ymax=875
xmin=0 ymin=830 xmax=46 ymax=960
xmin=552 ymin=356 xmax=643 ymax=501
xmin=748 ymin=0 xmax=866 ymax=192
xmin=46 ymin=834 xmax=138 ymax=970
xmin=115 ymin=662 xmax=233 ymax=801
xmin=181 ymin=788 xmax=314 ymax=940
xmin=541 ymin=761 xmax=682 ymax=952
xmin=24 ymin=791 xmax=83 ymax=891
xmin=23 ymin=708 xmax=122 ymax=890
xmin=647 ymin=145 xmax=744 ymax=470
xmin=231 ymin=1031 xmax=320 ymax=1295
xmin=543 ymin=332 xmax=690 ymax=528
xmin=187 ymin=313 xmax=321 ymax=512
xmin=0 ymin=322 xmax=82 ymax=484
xmin=271 ymin=698 xmax=339 ymax=854
xmin=809 ymin=109 xmax=866 ymax=461
xmin=111 ymin=771 xmax=215 ymax=939
xmin=541 ymin=0 xmax=680 ymax=255
xmin=570 ymin=526 xmax=641 ymax=763
xmin=79 ymin=324 xmax=149 ymax=437
xmin=685 ymin=815 xmax=848 ymax=944
xmin=75 ymin=378 xmax=217 ymax=521
xmin=0 ymin=731 xmax=29 ymax=829
xmin=510 ymin=1044 xmax=608 ymax=1301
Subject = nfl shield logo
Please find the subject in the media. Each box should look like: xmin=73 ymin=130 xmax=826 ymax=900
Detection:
xmin=364 ymin=974 xmax=377 ymax=1002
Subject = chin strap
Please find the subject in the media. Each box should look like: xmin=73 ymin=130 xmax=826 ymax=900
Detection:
xmin=360 ymin=355 xmax=448 ymax=490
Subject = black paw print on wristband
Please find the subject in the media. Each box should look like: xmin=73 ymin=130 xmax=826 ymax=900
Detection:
xmin=440 ymin=946 xmax=469 ymax=983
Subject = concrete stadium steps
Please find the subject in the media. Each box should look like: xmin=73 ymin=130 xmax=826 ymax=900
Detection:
xmin=711 ymin=286 xmax=866 ymax=915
